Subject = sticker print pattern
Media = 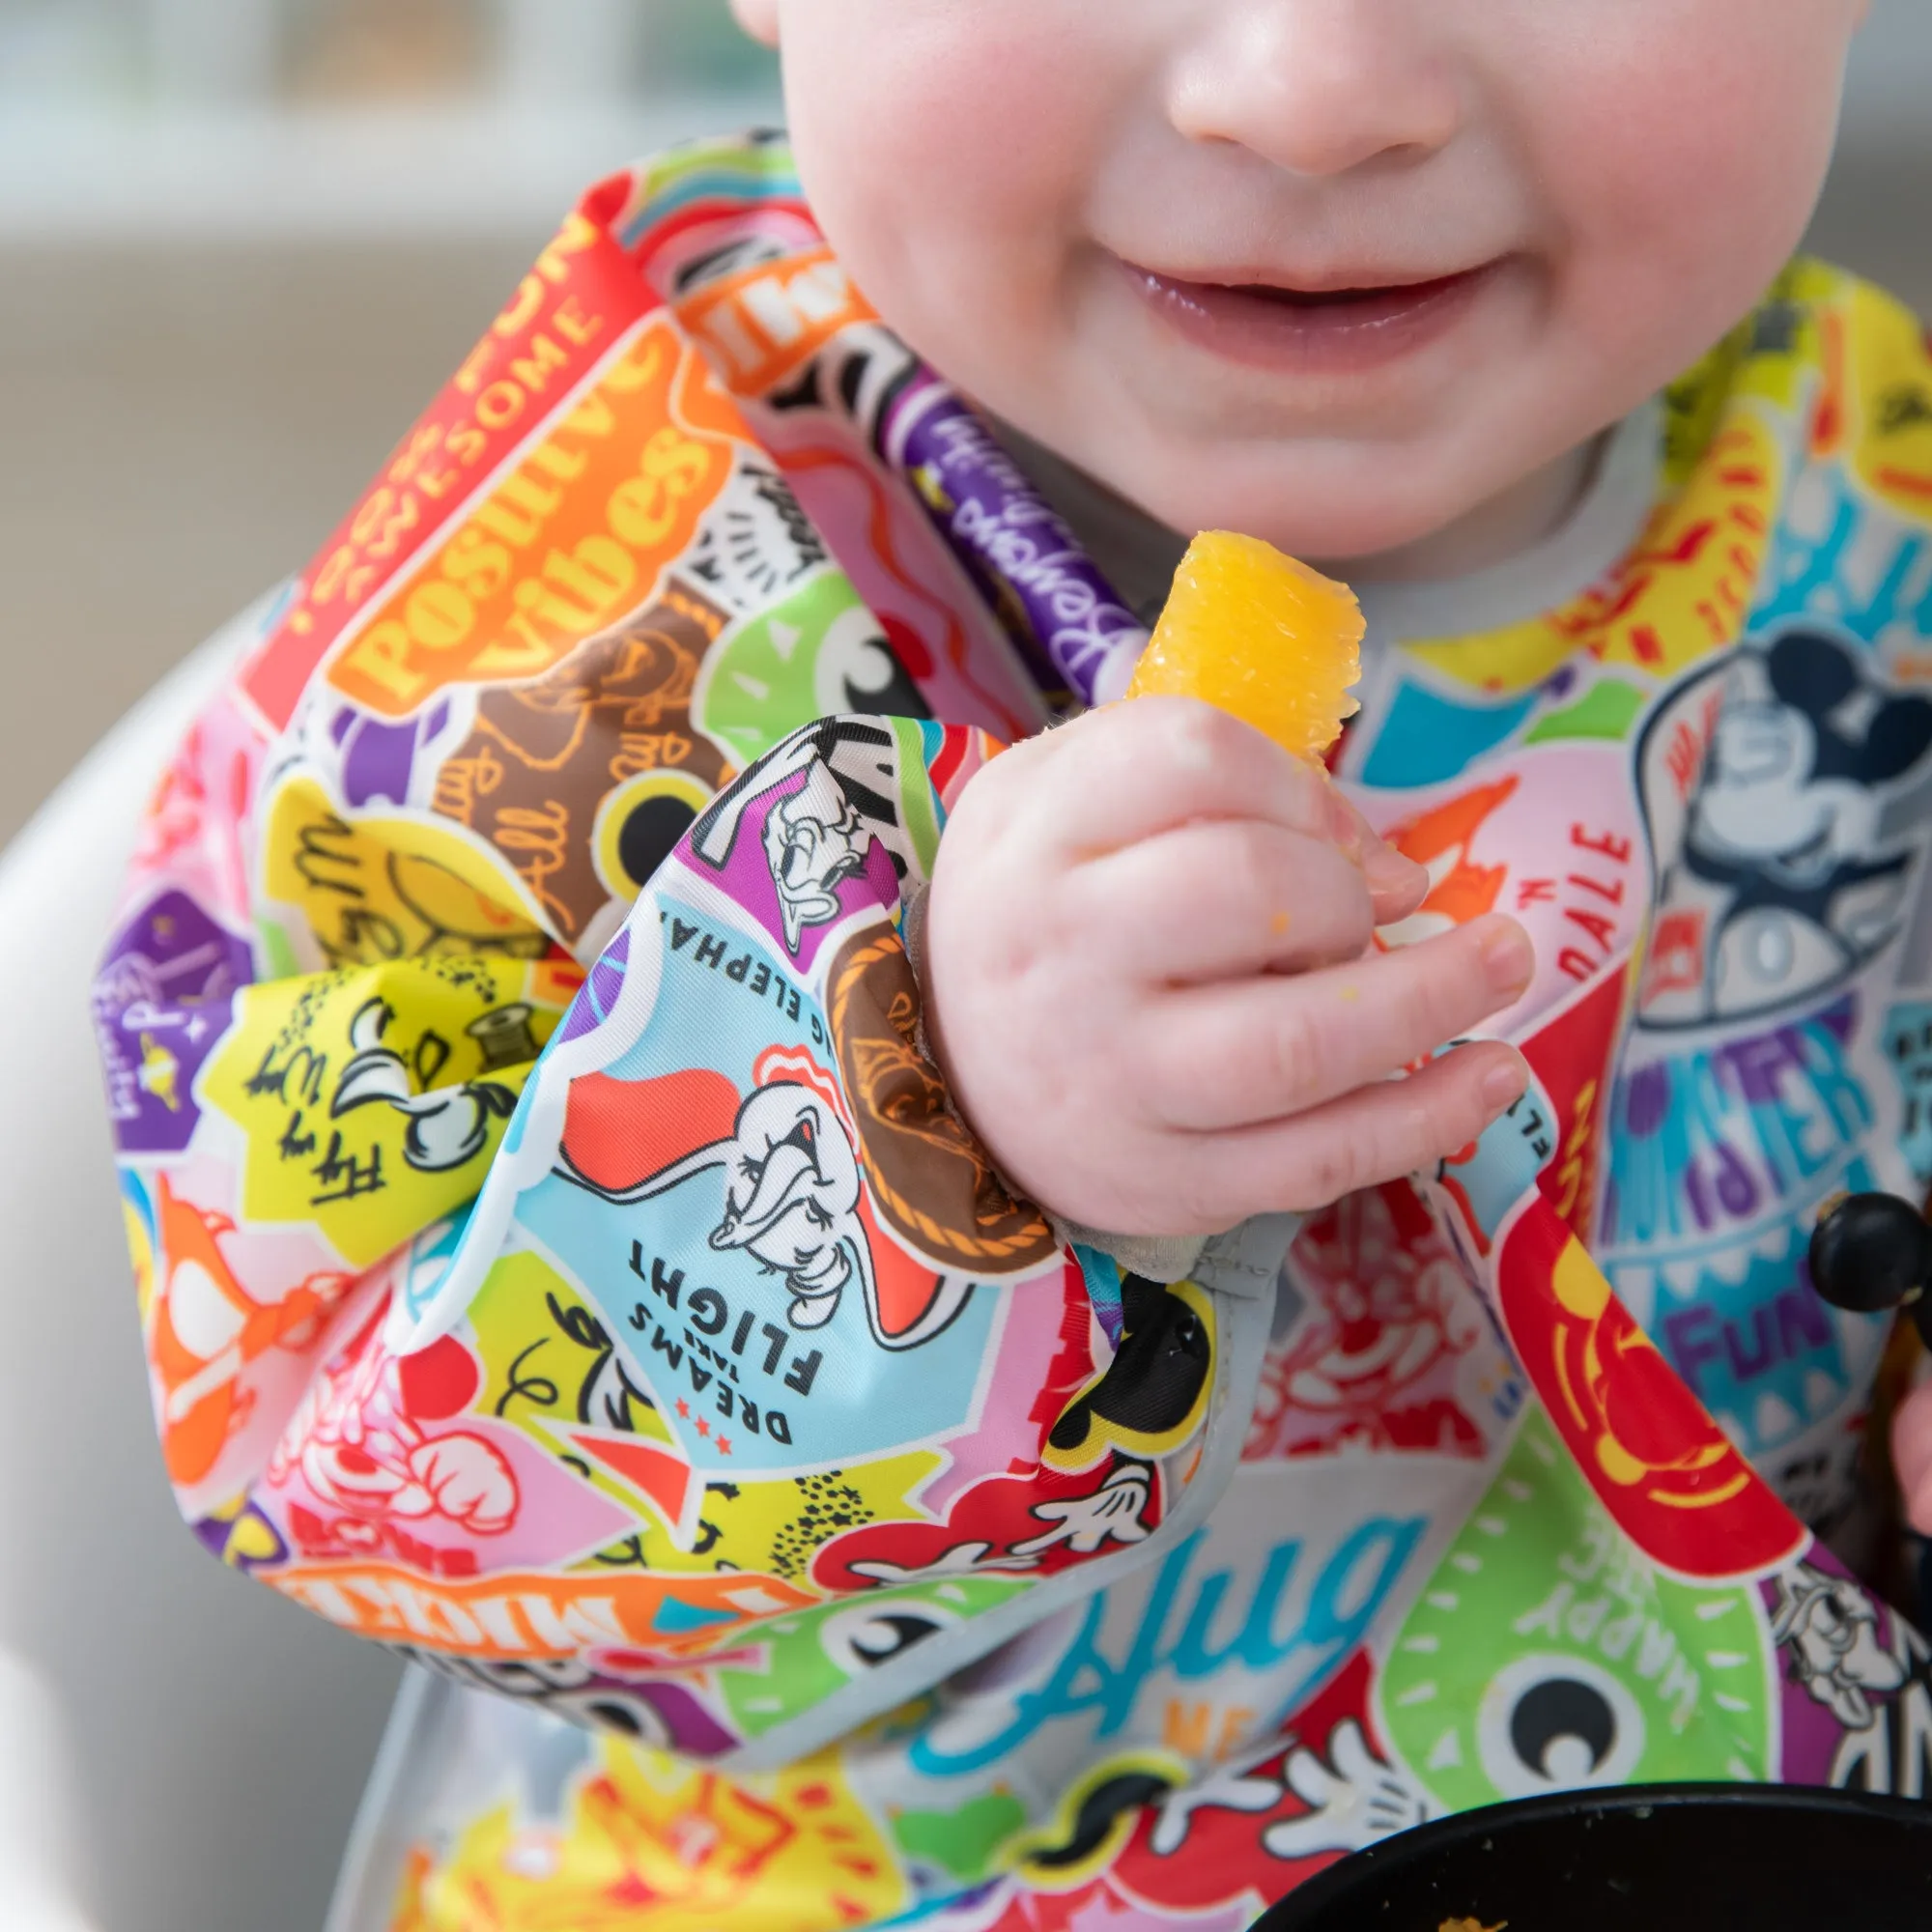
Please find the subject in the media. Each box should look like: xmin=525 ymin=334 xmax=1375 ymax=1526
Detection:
xmin=96 ymin=135 xmax=1932 ymax=1932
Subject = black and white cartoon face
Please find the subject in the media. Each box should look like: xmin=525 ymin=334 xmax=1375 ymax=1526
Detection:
xmin=1639 ymin=629 xmax=1932 ymax=1028
xmin=762 ymin=758 xmax=871 ymax=952
xmin=561 ymin=1079 xmax=862 ymax=1329
xmin=684 ymin=460 xmax=831 ymax=613
xmin=687 ymin=718 xmax=917 ymax=957
xmin=331 ymin=997 xmax=529 ymax=1172
xmin=1769 ymin=1562 xmax=1910 ymax=1731
xmin=709 ymin=1084 xmax=863 ymax=1321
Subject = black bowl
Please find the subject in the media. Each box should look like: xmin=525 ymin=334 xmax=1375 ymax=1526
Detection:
xmin=1253 ymin=1783 xmax=1932 ymax=1932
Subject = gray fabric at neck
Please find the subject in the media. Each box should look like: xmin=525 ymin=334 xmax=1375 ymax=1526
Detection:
xmin=995 ymin=399 xmax=1662 ymax=650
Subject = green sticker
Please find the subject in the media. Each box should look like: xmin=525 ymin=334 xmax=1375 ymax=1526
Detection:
xmin=1378 ymin=1406 xmax=1776 ymax=1806
xmin=255 ymin=918 xmax=300 ymax=984
xmin=888 ymin=715 xmax=943 ymax=879
xmin=1525 ymin=678 xmax=1648 ymax=746
xmin=892 ymin=1791 xmax=1029 ymax=1881
xmin=694 ymin=568 xmax=901 ymax=765
xmin=718 ymin=1573 xmax=1031 ymax=1739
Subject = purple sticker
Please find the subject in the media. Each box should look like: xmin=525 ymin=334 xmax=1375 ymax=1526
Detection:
xmin=333 ymin=698 xmax=452 ymax=808
xmin=190 ymin=1502 xmax=287 ymax=1574
xmin=687 ymin=759 xmax=898 ymax=977
xmin=95 ymin=890 xmax=252 ymax=1153
xmin=878 ymin=371 xmax=1147 ymax=704
xmin=558 ymin=925 xmax=634 ymax=1047
xmin=1760 ymin=1553 xmax=1925 ymax=1788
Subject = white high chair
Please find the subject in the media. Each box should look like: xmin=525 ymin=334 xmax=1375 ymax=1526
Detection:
xmin=0 ymin=611 xmax=402 ymax=1932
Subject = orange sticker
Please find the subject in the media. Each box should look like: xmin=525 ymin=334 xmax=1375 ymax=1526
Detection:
xmin=241 ymin=187 xmax=656 ymax=732
xmin=327 ymin=314 xmax=741 ymax=718
xmin=269 ymin=1560 xmax=812 ymax=1659
xmin=673 ymin=243 xmax=877 ymax=400
xmin=1378 ymin=777 xmax=1517 ymax=939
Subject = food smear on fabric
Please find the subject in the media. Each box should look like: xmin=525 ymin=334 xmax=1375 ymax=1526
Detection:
xmin=1126 ymin=530 xmax=1365 ymax=761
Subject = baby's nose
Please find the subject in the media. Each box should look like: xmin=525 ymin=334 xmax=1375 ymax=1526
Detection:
xmin=1165 ymin=2 xmax=1463 ymax=179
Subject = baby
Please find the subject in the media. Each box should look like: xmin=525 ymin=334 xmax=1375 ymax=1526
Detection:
xmin=96 ymin=2 xmax=1932 ymax=1926
xmin=737 ymin=0 xmax=1932 ymax=1524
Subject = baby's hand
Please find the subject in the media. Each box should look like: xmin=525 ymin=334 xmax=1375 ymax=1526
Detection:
xmin=924 ymin=697 xmax=1533 ymax=1237
xmin=1894 ymin=1378 xmax=1932 ymax=1535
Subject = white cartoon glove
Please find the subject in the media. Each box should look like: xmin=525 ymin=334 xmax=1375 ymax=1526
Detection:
xmin=1149 ymin=1740 xmax=1289 ymax=1856
xmin=405 ymin=1432 xmax=519 ymax=1534
xmin=1010 ymin=1463 xmax=1152 ymax=1557
xmin=1261 ymin=1720 xmax=1434 ymax=1860
xmin=848 ymin=1541 xmax=1038 ymax=1585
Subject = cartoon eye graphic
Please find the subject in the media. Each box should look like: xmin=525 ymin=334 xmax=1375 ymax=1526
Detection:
xmin=592 ymin=769 xmax=718 ymax=902
xmin=1476 ymin=1654 xmax=1645 ymax=1800
xmin=540 ymin=1687 xmax=674 ymax=1747
xmin=811 ymin=604 xmax=931 ymax=722
xmin=819 ymin=1600 xmax=959 ymax=1674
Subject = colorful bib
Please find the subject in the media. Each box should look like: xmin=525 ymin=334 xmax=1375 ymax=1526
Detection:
xmin=94 ymin=137 xmax=1932 ymax=1932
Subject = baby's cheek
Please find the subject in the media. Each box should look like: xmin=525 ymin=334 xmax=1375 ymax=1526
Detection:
xmin=781 ymin=0 xmax=1125 ymax=409
xmin=1525 ymin=1 xmax=1849 ymax=377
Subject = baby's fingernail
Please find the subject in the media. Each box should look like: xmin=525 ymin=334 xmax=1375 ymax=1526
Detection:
xmin=1322 ymin=792 xmax=1367 ymax=861
xmin=1483 ymin=1056 xmax=1529 ymax=1111
xmin=1364 ymin=845 xmax=1425 ymax=896
xmin=1478 ymin=918 xmax=1535 ymax=997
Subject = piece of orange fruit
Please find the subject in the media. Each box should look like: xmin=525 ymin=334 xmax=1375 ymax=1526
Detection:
xmin=1126 ymin=531 xmax=1364 ymax=762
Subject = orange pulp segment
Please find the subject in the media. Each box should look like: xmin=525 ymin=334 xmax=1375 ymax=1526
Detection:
xmin=1127 ymin=531 xmax=1364 ymax=761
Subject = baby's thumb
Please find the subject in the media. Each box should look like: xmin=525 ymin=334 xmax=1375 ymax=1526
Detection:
xmin=1321 ymin=785 xmax=1427 ymax=924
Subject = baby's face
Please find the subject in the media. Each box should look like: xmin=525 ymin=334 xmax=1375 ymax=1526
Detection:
xmin=735 ymin=0 xmax=1865 ymax=564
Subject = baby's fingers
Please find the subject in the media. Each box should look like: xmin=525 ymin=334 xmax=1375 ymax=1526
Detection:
xmin=1144 ymin=914 xmax=1535 ymax=1131
xmin=1162 ymin=1043 xmax=1530 ymax=1229
xmin=1028 ymin=696 xmax=1335 ymax=854
xmin=1322 ymin=790 xmax=1429 ymax=927
xmin=1075 ymin=819 xmax=1376 ymax=982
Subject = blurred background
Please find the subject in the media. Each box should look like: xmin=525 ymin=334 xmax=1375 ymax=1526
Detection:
xmin=0 ymin=4 xmax=1924 ymax=1930
xmin=0 ymin=0 xmax=781 ymax=843
xmin=0 ymin=14 xmax=780 ymax=1932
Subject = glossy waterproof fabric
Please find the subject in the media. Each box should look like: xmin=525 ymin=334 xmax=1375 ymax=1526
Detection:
xmin=96 ymin=137 xmax=1932 ymax=1931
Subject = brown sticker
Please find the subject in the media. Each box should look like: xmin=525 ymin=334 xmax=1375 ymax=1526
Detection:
xmin=826 ymin=923 xmax=1057 ymax=1275
xmin=433 ymin=580 xmax=733 ymax=944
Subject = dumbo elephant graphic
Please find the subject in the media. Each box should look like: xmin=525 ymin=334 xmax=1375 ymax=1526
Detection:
xmin=554 ymin=1066 xmax=973 ymax=1350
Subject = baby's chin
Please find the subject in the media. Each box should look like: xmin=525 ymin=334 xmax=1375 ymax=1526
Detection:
xmin=1037 ymin=380 xmax=1615 ymax=579
xmin=1110 ymin=453 xmax=1532 ymax=576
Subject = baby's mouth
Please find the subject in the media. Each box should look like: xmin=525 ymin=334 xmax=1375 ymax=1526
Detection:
xmin=1125 ymin=261 xmax=1499 ymax=375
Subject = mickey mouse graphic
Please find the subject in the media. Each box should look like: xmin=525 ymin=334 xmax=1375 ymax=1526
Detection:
xmin=1639 ymin=627 xmax=1932 ymax=1028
